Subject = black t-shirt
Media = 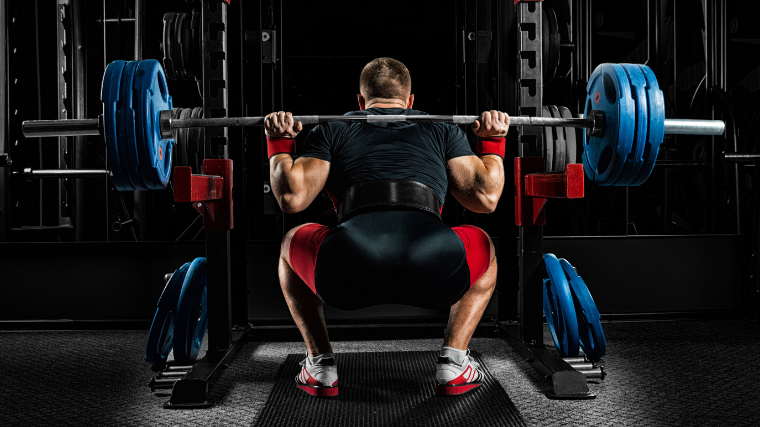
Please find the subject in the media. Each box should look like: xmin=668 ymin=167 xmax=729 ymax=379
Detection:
xmin=299 ymin=107 xmax=474 ymax=205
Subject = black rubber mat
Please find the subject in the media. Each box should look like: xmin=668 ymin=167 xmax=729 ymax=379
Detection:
xmin=252 ymin=350 xmax=527 ymax=427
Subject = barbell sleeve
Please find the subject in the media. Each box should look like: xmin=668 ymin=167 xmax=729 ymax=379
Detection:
xmin=663 ymin=119 xmax=725 ymax=136
xmin=21 ymin=117 xmax=102 ymax=138
xmin=13 ymin=168 xmax=110 ymax=182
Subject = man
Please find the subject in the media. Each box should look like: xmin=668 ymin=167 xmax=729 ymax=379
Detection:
xmin=265 ymin=57 xmax=508 ymax=398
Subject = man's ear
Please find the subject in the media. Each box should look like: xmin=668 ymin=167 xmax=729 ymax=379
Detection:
xmin=357 ymin=94 xmax=366 ymax=111
xmin=406 ymin=94 xmax=414 ymax=109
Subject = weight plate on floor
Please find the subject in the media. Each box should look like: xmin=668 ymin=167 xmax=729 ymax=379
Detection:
xmin=191 ymin=9 xmax=202 ymax=83
xmin=630 ymin=64 xmax=666 ymax=186
xmin=543 ymin=106 xmax=555 ymax=172
xmin=145 ymin=262 xmax=191 ymax=371
xmin=614 ymin=63 xmax=649 ymax=186
xmin=559 ymin=258 xmax=606 ymax=360
xmin=549 ymin=105 xmax=567 ymax=172
xmin=558 ymin=106 xmax=577 ymax=164
xmin=134 ymin=59 xmax=174 ymax=190
xmin=582 ymin=63 xmax=636 ymax=185
xmin=543 ymin=253 xmax=580 ymax=357
xmin=117 ymin=60 xmax=150 ymax=190
xmin=173 ymin=257 xmax=209 ymax=365
xmin=173 ymin=13 xmax=189 ymax=80
xmin=162 ymin=13 xmax=177 ymax=80
xmin=101 ymin=60 xmax=132 ymax=191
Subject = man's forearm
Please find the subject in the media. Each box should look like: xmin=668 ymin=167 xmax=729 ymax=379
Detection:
xmin=474 ymin=155 xmax=505 ymax=211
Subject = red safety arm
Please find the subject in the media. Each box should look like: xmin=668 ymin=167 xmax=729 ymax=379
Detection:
xmin=173 ymin=159 xmax=234 ymax=230
xmin=515 ymin=158 xmax=584 ymax=226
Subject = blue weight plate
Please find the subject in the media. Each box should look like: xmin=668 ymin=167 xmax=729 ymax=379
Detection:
xmin=614 ymin=64 xmax=649 ymax=186
xmin=118 ymin=61 xmax=150 ymax=191
xmin=558 ymin=258 xmax=606 ymax=360
xmin=173 ymin=257 xmax=208 ymax=365
xmin=145 ymin=262 xmax=191 ymax=371
xmin=630 ymin=64 xmax=666 ymax=186
xmin=542 ymin=253 xmax=580 ymax=357
xmin=101 ymin=60 xmax=132 ymax=191
xmin=134 ymin=59 xmax=174 ymax=190
xmin=582 ymin=63 xmax=637 ymax=185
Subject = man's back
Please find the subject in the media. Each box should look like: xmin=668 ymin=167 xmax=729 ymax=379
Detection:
xmin=300 ymin=107 xmax=474 ymax=206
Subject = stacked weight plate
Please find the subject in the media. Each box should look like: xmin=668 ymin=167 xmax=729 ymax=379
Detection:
xmin=582 ymin=63 xmax=666 ymax=186
xmin=542 ymin=105 xmax=579 ymax=173
xmin=171 ymin=107 xmax=204 ymax=174
xmin=162 ymin=10 xmax=203 ymax=85
xmin=145 ymin=257 xmax=209 ymax=370
xmin=542 ymin=253 xmax=606 ymax=360
xmin=102 ymin=59 xmax=174 ymax=191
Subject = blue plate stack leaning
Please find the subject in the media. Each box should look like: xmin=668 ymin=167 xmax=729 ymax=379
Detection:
xmin=543 ymin=253 xmax=607 ymax=360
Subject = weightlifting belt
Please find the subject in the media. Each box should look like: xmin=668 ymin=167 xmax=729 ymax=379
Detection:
xmin=337 ymin=180 xmax=442 ymax=224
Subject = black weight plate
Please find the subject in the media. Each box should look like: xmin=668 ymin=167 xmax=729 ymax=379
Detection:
xmin=171 ymin=13 xmax=187 ymax=81
xmin=174 ymin=13 xmax=189 ymax=81
xmin=188 ymin=107 xmax=204 ymax=173
xmin=191 ymin=8 xmax=202 ymax=83
xmin=170 ymin=108 xmax=182 ymax=169
xmin=162 ymin=13 xmax=177 ymax=80
xmin=559 ymin=106 xmax=578 ymax=164
xmin=543 ymin=8 xmax=560 ymax=85
xmin=179 ymin=12 xmax=194 ymax=79
xmin=144 ymin=262 xmax=190 ymax=371
xmin=543 ymin=106 xmax=554 ymax=172
xmin=179 ymin=108 xmax=193 ymax=167
xmin=549 ymin=105 xmax=566 ymax=172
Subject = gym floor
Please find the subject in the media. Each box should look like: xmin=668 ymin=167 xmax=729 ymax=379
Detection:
xmin=2 ymin=319 xmax=758 ymax=426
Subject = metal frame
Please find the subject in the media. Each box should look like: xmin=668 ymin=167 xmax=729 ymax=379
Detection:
xmin=165 ymin=0 xmax=251 ymax=409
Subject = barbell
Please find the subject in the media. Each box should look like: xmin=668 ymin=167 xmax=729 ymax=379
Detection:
xmin=20 ymin=59 xmax=725 ymax=191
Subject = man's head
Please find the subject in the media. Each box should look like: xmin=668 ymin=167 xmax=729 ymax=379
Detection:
xmin=358 ymin=57 xmax=414 ymax=110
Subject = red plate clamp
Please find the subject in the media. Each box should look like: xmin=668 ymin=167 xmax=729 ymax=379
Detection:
xmin=515 ymin=157 xmax=584 ymax=226
xmin=173 ymin=159 xmax=233 ymax=230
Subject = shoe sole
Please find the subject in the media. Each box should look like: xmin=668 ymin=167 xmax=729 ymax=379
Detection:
xmin=296 ymin=379 xmax=339 ymax=397
xmin=435 ymin=382 xmax=482 ymax=396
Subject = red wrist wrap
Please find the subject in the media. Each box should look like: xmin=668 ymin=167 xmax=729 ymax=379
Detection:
xmin=267 ymin=137 xmax=296 ymax=158
xmin=476 ymin=137 xmax=506 ymax=158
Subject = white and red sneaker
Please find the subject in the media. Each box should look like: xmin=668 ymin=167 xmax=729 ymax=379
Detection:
xmin=435 ymin=348 xmax=484 ymax=396
xmin=295 ymin=352 xmax=339 ymax=397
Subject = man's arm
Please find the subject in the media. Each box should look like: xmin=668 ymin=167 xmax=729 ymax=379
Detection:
xmin=446 ymin=110 xmax=509 ymax=214
xmin=266 ymin=111 xmax=330 ymax=214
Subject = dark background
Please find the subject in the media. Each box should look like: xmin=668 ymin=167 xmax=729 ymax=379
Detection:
xmin=0 ymin=0 xmax=755 ymax=324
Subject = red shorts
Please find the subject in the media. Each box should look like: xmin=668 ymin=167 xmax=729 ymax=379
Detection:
xmin=288 ymin=222 xmax=491 ymax=296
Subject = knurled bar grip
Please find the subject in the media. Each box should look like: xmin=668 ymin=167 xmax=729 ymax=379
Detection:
xmin=21 ymin=112 xmax=725 ymax=138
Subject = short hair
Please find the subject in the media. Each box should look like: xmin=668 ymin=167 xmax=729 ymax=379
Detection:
xmin=359 ymin=57 xmax=412 ymax=102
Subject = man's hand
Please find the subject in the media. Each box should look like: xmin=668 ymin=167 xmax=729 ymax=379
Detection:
xmin=471 ymin=110 xmax=510 ymax=138
xmin=265 ymin=111 xmax=304 ymax=139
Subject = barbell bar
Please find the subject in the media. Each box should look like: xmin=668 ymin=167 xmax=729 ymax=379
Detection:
xmin=17 ymin=59 xmax=728 ymax=192
xmin=21 ymin=112 xmax=724 ymax=139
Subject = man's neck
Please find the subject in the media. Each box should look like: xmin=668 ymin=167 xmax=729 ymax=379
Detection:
xmin=366 ymin=103 xmax=406 ymax=109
